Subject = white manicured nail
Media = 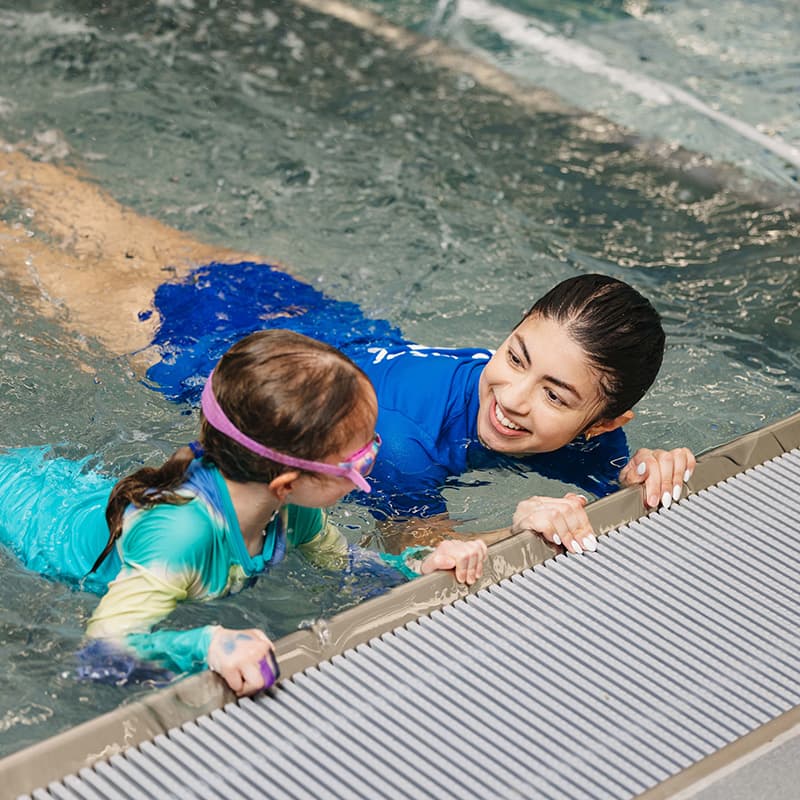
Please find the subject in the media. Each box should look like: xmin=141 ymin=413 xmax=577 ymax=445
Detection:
xmin=583 ymin=534 xmax=597 ymax=552
xmin=684 ymin=469 xmax=692 ymax=482
xmin=637 ymin=462 xmax=646 ymax=475
xmin=571 ymin=540 xmax=583 ymax=554
xmin=553 ymin=534 xmax=562 ymax=546
xmin=661 ymin=491 xmax=672 ymax=510
xmin=672 ymin=484 xmax=682 ymax=502
xmin=577 ymin=494 xmax=588 ymax=503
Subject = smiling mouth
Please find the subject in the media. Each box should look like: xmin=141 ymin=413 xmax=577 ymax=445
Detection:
xmin=491 ymin=397 xmax=529 ymax=436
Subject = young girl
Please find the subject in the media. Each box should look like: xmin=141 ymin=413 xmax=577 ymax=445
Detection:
xmin=0 ymin=330 xmax=486 ymax=696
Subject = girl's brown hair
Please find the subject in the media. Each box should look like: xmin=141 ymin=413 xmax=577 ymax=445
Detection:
xmin=92 ymin=330 xmax=374 ymax=572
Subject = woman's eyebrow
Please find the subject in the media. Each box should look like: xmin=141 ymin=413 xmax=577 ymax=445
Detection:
xmin=544 ymin=375 xmax=583 ymax=401
xmin=514 ymin=333 xmax=583 ymax=401
xmin=513 ymin=333 xmax=531 ymax=364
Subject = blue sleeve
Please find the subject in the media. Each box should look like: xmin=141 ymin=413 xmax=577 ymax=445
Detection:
xmin=363 ymin=406 xmax=450 ymax=519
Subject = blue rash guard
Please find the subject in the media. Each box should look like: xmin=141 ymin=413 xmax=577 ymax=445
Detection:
xmin=357 ymin=344 xmax=628 ymax=518
xmin=142 ymin=262 xmax=629 ymax=517
xmin=0 ymin=447 xmax=408 ymax=680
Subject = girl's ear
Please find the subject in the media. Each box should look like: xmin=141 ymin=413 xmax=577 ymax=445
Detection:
xmin=268 ymin=471 xmax=301 ymax=502
xmin=585 ymin=410 xmax=634 ymax=439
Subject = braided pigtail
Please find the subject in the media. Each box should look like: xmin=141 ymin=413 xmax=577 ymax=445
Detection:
xmin=90 ymin=445 xmax=197 ymax=574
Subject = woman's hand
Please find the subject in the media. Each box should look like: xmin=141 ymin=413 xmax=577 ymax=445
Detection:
xmin=619 ymin=447 xmax=696 ymax=509
xmin=511 ymin=493 xmax=596 ymax=554
xmin=207 ymin=627 xmax=278 ymax=696
xmin=420 ymin=539 xmax=488 ymax=585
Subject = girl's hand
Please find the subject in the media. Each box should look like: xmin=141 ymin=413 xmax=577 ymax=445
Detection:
xmin=207 ymin=627 xmax=278 ymax=697
xmin=420 ymin=539 xmax=488 ymax=585
xmin=619 ymin=447 xmax=696 ymax=510
xmin=511 ymin=493 xmax=596 ymax=555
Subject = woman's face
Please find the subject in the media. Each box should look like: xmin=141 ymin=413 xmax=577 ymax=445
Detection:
xmin=477 ymin=314 xmax=607 ymax=455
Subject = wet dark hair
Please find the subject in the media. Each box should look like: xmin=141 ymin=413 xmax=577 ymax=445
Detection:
xmin=523 ymin=274 xmax=665 ymax=421
xmin=92 ymin=330 xmax=374 ymax=573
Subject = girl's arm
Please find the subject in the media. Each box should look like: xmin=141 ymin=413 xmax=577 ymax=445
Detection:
xmin=85 ymin=564 xmax=215 ymax=674
xmin=379 ymin=539 xmax=487 ymax=584
xmin=86 ymin=564 xmax=276 ymax=694
xmin=291 ymin=507 xmax=487 ymax=585
xmin=86 ymin=500 xmax=278 ymax=693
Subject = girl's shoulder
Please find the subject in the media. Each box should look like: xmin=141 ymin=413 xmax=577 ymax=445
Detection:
xmin=283 ymin=504 xmax=326 ymax=547
xmin=122 ymin=498 xmax=219 ymax=570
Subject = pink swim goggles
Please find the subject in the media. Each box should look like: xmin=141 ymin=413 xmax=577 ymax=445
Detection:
xmin=200 ymin=372 xmax=379 ymax=493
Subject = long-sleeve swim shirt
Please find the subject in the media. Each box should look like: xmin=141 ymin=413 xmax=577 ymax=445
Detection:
xmin=356 ymin=343 xmax=628 ymax=517
xmin=85 ymin=458 xmax=339 ymax=673
xmin=0 ymin=448 xmax=404 ymax=676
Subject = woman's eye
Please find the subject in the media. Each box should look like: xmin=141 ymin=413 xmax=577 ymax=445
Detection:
xmin=545 ymin=388 xmax=564 ymax=405
xmin=508 ymin=350 xmax=522 ymax=366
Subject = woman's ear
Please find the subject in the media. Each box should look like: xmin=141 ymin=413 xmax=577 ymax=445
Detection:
xmin=268 ymin=471 xmax=301 ymax=502
xmin=585 ymin=410 xmax=634 ymax=439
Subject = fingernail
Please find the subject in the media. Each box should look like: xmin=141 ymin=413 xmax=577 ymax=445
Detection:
xmin=552 ymin=534 xmax=562 ymax=546
xmin=637 ymin=462 xmax=646 ymax=475
xmin=577 ymin=494 xmax=588 ymax=503
xmin=571 ymin=540 xmax=583 ymax=554
xmin=648 ymin=495 xmax=659 ymax=508
xmin=672 ymin=484 xmax=682 ymax=502
xmin=684 ymin=469 xmax=692 ymax=483
xmin=661 ymin=491 xmax=672 ymax=510
xmin=583 ymin=534 xmax=597 ymax=552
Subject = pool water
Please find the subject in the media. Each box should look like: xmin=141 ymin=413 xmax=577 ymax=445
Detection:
xmin=0 ymin=0 xmax=798 ymax=757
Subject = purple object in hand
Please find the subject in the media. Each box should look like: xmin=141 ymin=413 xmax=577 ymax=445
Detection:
xmin=259 ymin=652 xmax=280 ymax=689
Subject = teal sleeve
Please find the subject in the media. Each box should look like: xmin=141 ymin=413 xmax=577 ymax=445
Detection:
xmin=377 ymin=546 xmax=435 ymax=580
xmin=125 ymin=625 xmax=215 ymax=674
xmin=87 ymin=501 xmax=222 ymax=674
xmin=122 ymin=500 xmax=213 ymax=575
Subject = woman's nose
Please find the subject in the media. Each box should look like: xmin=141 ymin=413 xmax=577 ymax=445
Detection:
xmin=501 ymin=378 xmax=533 ymax=416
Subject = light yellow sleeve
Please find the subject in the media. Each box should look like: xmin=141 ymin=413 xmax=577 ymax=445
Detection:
xmin=86 ymin=563 xmax=214 ymax=673
xmin=86 ymin=563 xmax=188 ymax=640
xmin=294 ymin=519 xmax=349 ymax=570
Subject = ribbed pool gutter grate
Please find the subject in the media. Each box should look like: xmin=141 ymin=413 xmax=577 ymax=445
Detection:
xmin=25 ymin=450 xmax=800 ymax=799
